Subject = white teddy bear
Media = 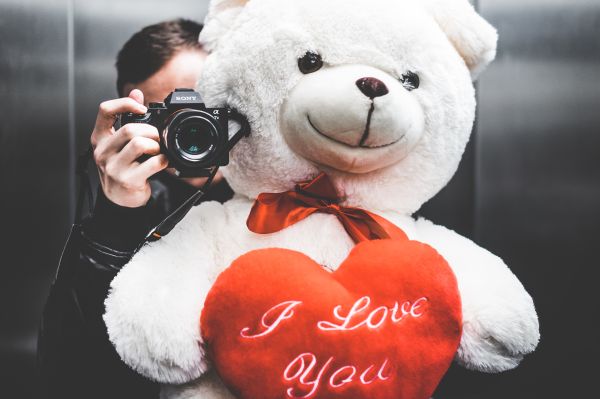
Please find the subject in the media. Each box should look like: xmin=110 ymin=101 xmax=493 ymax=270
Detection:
xmin=104 ymin=0 xmax=540 ymax=398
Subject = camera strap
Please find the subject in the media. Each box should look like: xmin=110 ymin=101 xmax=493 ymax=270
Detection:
xmin=226 ymin=109 xmax=251 ymax=151
xmin=139 ymin=165 xmax=219 ymax=251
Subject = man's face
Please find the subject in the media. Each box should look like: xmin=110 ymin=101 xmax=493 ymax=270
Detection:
xmin=122 ymin=48 xmax=221 ymax=187
xmin=123 ymin=49 xmax=207 ymax=105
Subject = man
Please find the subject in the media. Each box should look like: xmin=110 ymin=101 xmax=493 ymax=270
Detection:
xmin=38 ymin=19 xmax=231 ymax=398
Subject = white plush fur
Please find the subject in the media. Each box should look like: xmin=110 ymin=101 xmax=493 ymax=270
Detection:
xmin=104 ymin=0 xmax=538 ymax=398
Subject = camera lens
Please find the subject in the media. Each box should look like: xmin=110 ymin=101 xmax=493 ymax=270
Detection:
xmin=174 ymin=117 xmax=218 ymax=161
xmin=177 ymin=124 xmax=212 ymax=155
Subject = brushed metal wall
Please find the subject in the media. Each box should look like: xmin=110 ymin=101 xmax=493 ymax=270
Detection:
xmin=437 ymin=0 xmax=600 ymax=397
xmin=0 ymin=0 xmax=72 ymax=395
xmin=0 ymin=1 xmax=209 ymax=396
xmin=0 ymin=0 xmax=598 ymax=397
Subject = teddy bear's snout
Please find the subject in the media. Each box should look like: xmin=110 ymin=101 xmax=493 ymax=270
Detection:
xmin=356 ymin=77 xmax=389 ymax=99
xmin=280 ymin=64 xmax=426 ymax=173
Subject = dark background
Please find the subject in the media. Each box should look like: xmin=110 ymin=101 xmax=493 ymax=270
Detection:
xmin=0 ymin=0 xmax=598 ymax=397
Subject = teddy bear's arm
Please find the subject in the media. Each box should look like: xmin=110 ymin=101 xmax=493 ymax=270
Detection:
xmin=103 ymin=202 xmax=229 ymax=385
xmin=414 ymin=218 xmax=540 ymax=373
xmin=161 ymin=370 xmax=237 ymax=399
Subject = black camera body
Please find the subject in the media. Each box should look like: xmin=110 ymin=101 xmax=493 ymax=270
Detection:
xmin=121 ymin=88 xmax=249 ymax=177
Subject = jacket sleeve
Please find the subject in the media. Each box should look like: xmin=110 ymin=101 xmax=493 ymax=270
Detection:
xmin=37 ymin=190 xmax=161 ymax=399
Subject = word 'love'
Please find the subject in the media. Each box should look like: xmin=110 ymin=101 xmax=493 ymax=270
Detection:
xmin=240 ymin=296 xmax=429 ymax=339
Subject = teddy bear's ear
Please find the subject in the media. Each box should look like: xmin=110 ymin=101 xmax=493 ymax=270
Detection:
xmin=423 ymin=0 xmax=498 ymax=79
xmin=200 ymin=0 xmax=250 ymax=51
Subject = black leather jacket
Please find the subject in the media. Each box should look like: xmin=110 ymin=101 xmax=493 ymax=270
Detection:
xmin=37 ymin=172 xmax=233 ymax=399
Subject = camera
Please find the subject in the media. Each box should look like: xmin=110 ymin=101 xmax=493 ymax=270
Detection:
xmin=120 ymin=88 xmax=249 ymax=177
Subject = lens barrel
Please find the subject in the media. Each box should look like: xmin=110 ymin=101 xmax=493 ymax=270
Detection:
xmin=175 ymin=117 xmax=218 ymax=159
xmin=163 ymin=109 xmax=225 ymax=170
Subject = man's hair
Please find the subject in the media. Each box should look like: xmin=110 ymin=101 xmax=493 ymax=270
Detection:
xmin=116 ymin=18 xmax=203 ymax=96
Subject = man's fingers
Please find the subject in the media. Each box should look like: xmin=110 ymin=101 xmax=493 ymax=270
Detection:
xmin=94 ymin=97 xmax=147 ymax=133
xmin=131 ymin=154 xmax=169 ymax=181
xmin=91 ymin=92 xmax=146 ymax=146
xmin=103 ymin=123 xmax=160 ymax=154
xmin=116 ymin=136 xmax=161 ymax=166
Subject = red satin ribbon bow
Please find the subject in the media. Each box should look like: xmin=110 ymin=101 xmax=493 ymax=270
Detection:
xmin=246 ymin=173 xmax=407 ymax=243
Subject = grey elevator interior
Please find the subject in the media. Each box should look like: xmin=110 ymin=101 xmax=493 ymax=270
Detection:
xmin=0 ymin=0 xmax=598 ymax=397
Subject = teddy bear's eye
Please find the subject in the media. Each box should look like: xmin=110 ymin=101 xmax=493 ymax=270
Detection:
xmin=298 ymin=52 xmax=323 ymax=74
xmin=400 ymin=71 xmax=420 ymax=91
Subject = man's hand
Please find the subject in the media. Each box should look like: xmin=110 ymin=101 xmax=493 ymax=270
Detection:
xmin=91 ymin=89 xmax=169 ymax=208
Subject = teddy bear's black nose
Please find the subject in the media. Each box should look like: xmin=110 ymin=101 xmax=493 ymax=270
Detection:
xmin=356 ymin=77 xmax=389 ymax=99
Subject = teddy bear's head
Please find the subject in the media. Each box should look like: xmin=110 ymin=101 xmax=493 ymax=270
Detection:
xmin=198 ymin=0 xmax=497 ymax=214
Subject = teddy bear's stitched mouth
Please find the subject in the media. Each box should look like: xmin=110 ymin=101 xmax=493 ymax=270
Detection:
xmin=306 ymin=115 xmax=403 ymax=149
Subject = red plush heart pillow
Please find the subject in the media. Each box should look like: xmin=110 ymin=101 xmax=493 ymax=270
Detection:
xmin=201 ymin=239 xmax=462 ymax=399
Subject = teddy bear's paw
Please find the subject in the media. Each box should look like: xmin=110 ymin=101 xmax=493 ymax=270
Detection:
xmin=104 ymin=286 xmax=210 ymax=384
xmin=160 ymin=370 xmax=236 ymax=399
xmin=457 ymin=291 xmax=540 ymax=373
xmin=103 ymin=253 xmax=214 ymax=384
